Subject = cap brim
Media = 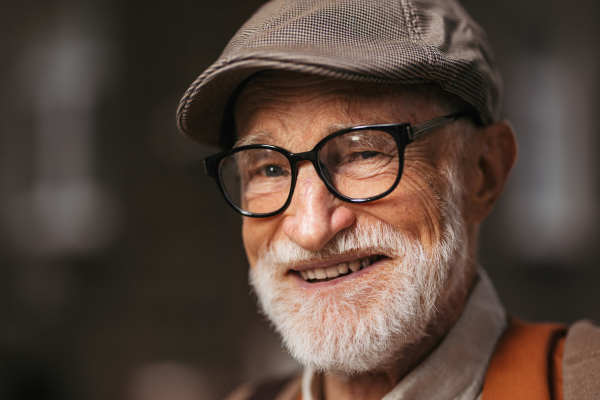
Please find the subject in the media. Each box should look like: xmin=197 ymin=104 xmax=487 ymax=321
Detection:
xmin=177 ymin=43 xmax=442 ymax=149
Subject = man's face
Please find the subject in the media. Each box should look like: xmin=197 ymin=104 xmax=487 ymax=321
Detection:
xmin=235 ymin=72 xmax=474 ymax=373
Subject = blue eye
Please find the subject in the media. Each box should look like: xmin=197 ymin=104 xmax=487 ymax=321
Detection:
xmin=263 ymin=165 xmax=285 ymax=177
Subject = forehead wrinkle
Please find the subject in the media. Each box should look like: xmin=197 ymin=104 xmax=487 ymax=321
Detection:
xmin=237 ymin=95 xmax=379 ymax=152
xmin=343 ymin=84 xmax=418 ymax=127
xmin=234 ymin=72 xmax=462 ymax=154
xmin=236 ymin=87 xmax=355 ymax=150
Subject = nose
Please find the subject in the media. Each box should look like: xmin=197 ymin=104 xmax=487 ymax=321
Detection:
xmin=282 ymin=162 xmax=355 ymax=251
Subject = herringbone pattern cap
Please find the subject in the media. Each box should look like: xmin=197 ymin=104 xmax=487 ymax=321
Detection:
xmin=177 ymin=0 xmax=501 ymax=148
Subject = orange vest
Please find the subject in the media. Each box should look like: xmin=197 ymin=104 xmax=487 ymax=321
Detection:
xmin=481 ymin=319 xmax=567 ymax=400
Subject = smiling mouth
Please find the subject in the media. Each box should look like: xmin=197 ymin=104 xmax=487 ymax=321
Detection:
xmin=296 ymin=255 xmax=385 ymax=283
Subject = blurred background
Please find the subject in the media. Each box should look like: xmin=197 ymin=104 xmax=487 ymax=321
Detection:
xmin=0 ymin=0 xmax=599 ymax=399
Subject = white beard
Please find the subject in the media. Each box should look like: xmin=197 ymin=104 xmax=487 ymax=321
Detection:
xmin=249 ymin=170 xmax=469 ymax=375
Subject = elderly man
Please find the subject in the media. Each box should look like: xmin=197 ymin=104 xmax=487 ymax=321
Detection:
xmin=177 ymin=0 xmax=600 ymax=399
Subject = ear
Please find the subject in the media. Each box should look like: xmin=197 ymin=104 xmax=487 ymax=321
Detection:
xmin=463 ymin=120 xmax=517 ymax=223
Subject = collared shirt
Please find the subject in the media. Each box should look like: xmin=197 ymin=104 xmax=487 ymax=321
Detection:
xmin=302 ymin=269 xmax=507 ymax=400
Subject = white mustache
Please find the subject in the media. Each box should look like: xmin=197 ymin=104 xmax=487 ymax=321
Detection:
xmin=258 ymin=220 xmax=416 ymax=270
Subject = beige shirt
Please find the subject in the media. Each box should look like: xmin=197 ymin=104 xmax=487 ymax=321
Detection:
xmin=302 ymin=269 xmax=507 ymax=400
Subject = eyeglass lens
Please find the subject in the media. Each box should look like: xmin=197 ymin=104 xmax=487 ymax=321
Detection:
xmin=219 ymin=129 xmax=401 ymax=215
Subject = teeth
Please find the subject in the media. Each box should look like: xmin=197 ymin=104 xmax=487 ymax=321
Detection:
xmin=298 ymin=256 xmax=382 ymax=281
xmin=326 ymin=266 xmax=340 ymax=278
xmin=314 ymin=268 xmax=327 ymax=280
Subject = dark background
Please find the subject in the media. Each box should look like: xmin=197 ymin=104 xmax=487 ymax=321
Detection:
xmin=0 ymin=0 xmax=599 ymax=399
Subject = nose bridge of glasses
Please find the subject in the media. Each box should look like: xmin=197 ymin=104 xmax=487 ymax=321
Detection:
xmin=288 ymin=149 xmax=320 ymax=173
xmin=288 ymin=149 xmax=335 ymax=190
xmin=289 ymin=149 xmax=317 ymax=163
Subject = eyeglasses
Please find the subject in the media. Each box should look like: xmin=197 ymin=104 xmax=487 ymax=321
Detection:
xmin=204 ymin=110 xmax=471 ymax=218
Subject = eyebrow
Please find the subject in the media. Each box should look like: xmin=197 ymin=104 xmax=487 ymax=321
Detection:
xmin=234 ymin=131 xmax=276 ymax=147
xmin=234 ymin=123 xmax=361 ymax=148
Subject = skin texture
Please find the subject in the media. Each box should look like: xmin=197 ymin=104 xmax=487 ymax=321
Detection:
xmin=234 ymin=71 xmax=517 ymax=400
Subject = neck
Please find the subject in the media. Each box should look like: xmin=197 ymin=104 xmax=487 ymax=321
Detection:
xmin=321 ymin=270 xmax=477 ymax=400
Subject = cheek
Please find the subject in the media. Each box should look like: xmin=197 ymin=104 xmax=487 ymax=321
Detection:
xmin=360 ymin=169 xmax=448 ymax=251
xmin=242 ymin=218 xmax=280 ymax=268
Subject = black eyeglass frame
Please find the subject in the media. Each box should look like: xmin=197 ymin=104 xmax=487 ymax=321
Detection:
xmin=204 ymin=110 xmax=471 ymax=218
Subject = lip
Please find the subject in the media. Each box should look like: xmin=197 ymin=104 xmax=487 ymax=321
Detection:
xmin=290 ymin=256 xmax=388 ymax=289
xmin=289 ymin=253 xmax=379 ymax=272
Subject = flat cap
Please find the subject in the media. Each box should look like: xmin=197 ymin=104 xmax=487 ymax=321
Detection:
xmin=177 ymin=0 xmax=501 ymax=149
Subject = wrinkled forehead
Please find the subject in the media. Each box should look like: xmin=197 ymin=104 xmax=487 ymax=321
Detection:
xmin=233 ymin=71 xmax=462 ymax=148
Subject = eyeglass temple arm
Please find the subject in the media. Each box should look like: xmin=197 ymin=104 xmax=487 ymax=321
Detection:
xmin=406 ymin=110 xmax=472 ymax=142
